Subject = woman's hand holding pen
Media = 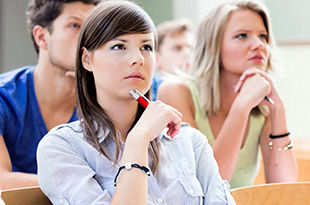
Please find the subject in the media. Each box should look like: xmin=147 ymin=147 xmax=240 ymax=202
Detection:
xmin=129 ymin=101 xmax=182 ymax=142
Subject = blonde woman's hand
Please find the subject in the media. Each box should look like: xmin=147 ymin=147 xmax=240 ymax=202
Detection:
xmin=234 ymin=68 xmax=282 ymax=107
xmin=128 ymin=101 xmax=182 ymax=142
xmin=235 ymin=71 xmax=271 ymax=110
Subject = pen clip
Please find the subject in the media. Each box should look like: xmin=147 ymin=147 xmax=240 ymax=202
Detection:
xmin=129 ymin=89 xmax=140 ymax=100
xmin=129 ymin=89 xmax=150 ymax=103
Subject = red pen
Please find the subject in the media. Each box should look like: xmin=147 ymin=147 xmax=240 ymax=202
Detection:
xmin=129 ymin=89 xmax=186 ymax=138
xmin=129 ymin=89 xmax=149 ymax=108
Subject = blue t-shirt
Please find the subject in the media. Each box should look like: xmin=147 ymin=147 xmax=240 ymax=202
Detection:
xmin=151 ymin=73 xmax=163 ymax=101
xmin=0 ymin=66 xmax=78 ymax=173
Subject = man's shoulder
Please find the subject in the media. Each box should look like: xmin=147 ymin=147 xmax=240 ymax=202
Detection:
xmin=0 ymin=66 xmax=35 ymax=87
xmin=0 ymin=66 xmax=35 ymax=98
xmin=0 ymin=66 xmax=36 ymax=115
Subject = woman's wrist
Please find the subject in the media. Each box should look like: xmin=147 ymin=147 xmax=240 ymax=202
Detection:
xmin=232 ymin=96 xmax=253 ymax=115
xmin=268 ymin=93 xmax=283 ymax=108
xmin=126 ymin=135 xmax=149 ymax=154
xmin=127 ymin=128 xmax=151 ymax=146
xmin=268 ymin=99 xmax=288 ymax=133
xmin=122 ymin=131 xmax=150 ymax=165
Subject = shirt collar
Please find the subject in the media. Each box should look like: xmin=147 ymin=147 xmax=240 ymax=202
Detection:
xmin=97 ymin=126 xmax=109 ymax=144
xmin=97 ymin=125 xmax=125 ymax=145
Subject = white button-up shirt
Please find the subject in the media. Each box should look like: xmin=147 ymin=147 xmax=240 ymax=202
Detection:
xmin=37 ymin=120 xmax=235 ymax=205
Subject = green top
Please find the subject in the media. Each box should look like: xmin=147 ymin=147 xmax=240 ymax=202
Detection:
xmin=187 ymin=80 xmax=265 ymax=189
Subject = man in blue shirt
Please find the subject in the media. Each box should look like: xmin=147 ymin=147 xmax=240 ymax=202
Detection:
xmin=0 ymin=0 xmax=99 ymax=189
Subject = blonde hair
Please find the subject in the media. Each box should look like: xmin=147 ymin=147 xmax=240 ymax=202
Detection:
xmin=190 ymin=0 xmax=277 ymax=114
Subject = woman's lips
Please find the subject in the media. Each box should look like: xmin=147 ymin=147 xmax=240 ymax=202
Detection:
xmin=249 ymin=55 xmax=264 ymax=63
xmin=124 ymin=72 xmax=145 ymax=80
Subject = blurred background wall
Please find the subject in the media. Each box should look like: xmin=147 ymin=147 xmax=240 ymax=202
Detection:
xmin=0 ymin=0 xmax=309 ymax=146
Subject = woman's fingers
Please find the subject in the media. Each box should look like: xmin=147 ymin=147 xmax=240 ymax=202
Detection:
xmin=154 ymin=102 xmax=182 ymax=138
xmin=133 ymin=101 xmax=183 ymax=141
xmin=235 ymin=67 xmax=273 ymax=93
xmin=166 ymin=116 xmax=182 ymax=138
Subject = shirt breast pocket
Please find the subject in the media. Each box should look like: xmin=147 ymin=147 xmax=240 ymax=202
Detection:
xmin=177 ymin=176 xmax=204 ymax=204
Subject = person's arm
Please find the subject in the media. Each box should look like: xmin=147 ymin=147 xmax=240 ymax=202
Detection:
xmin=111 ymin=101 xmax=182 ymax=205
xmin=110 ymin=130 xmax=149 ymax=205
xmin=158 ymin=80 xmax=241 ymax=180
xmin=260 ymin=100 xmax=298 ymax=182
xmin=38 ymin=102 xmax=182 ymax=205
xmin=38 ymin=129 xmax=148 ymax=205
xmin=236 ymin=68 xmax=298 ymax=182
xmin=158 ymin=75 xmax=272 ymax=181
xmin=157 ymin=80 xmax=252 ymax=180
xmin=157 ymin=80 xmax=197 ymax=128
xmin=0 ymin=135 xmax=38 ymax=189
xmin=207 ymin=73 xmax=274 ymax=181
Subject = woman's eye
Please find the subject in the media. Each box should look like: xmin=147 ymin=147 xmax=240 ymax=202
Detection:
xmin=235 ymin=33 xmax=247 ymax=39
xmin=69 ymin=23 xmax=81 ymax=29
xmin=259 ymin=33 xmax=268 ymax=41
xmin=111 ymin=44 xmax=125 ymax=50
xmin=142 ymin=44 xmax=153 ymax=51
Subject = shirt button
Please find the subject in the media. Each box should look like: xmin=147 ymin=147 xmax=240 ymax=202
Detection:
xmin=157 ymin=198 xmax=163 ymax=203
xmin=189 ymin=188 xmax=194 ymax=194
xmin=59 ymin=199 xmax=65 ymax=205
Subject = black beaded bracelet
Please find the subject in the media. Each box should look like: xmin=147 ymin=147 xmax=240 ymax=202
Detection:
xmin=114 ymin=162 xmax=151 ymax=187
xmin=269 ymin=132 xmax=291 ymax=139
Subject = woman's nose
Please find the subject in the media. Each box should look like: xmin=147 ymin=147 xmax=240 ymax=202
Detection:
xmin=251 ymin=37 xmax=266 ymax=51
xmin=131 ymin=51 xmax=144 ymax=67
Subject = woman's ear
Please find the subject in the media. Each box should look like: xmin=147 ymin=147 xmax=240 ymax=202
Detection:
xmin=81 ymin=47 xmax=93 ymax=72
xmin=33 ymin=25 xmax=48 ymax=50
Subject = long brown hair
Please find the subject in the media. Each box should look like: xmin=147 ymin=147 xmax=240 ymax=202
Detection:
xmin=75 ymin=1 xmax=160 ymax=173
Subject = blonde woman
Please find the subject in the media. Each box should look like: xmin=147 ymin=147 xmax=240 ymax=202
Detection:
xmin=158 ymin=0 xmax=298 ymax=188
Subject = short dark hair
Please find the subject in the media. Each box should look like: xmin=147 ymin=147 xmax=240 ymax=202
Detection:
xmin=26 ymin=0 xmax=100 ymax=54
xmin=156 ymin=18 xmax=193 ymax=52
